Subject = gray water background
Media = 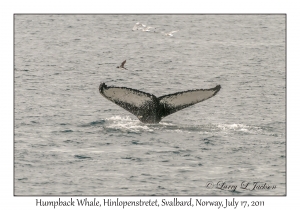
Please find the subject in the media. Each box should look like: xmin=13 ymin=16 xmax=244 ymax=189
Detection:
xmin=14 ymin=14 xmax=285 ymax=195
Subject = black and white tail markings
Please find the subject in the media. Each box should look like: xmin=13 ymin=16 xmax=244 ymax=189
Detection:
xmin=99 ymin=83 xmax=221 ymax=123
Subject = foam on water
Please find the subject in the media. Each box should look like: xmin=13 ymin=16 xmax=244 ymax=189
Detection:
xmin=216 ymin=123 xmax=281 ymax=137
xmin=92 ymin=116 xmax=282 ymax=137
xmin=217 ymin=123 xmax=255 ymax=133
xmin=104 ymin=116 xmax=154 ymax=133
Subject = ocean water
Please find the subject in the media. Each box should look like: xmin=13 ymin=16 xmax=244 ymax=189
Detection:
xmin=14 ymin=14 xmax=286 ymax=196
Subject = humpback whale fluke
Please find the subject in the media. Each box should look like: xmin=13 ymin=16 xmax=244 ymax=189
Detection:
xmin=99 ymin=83 xmax=221 ymax=123
xmin=116 ymin=60 xmax=127 ymax=70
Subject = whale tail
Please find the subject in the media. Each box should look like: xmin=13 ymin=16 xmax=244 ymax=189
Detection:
xmin=99 ymin=83 xmax=159 ymax=122
xmin=99 ymin=83 xmax=221 ymax=123
xmin=158 ymin=85 xmax=221 ymax=118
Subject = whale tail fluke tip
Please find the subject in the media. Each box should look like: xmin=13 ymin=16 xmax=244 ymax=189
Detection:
xmin=99 ymin=83 xmax=107 ymax=92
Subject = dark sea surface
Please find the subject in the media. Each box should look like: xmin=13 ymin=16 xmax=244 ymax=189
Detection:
xmin=14 ymin=14 xmax=285 ymax=195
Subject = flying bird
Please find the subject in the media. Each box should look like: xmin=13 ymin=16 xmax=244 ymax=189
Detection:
xmin=132 ymin=22 xmax=147 ymax=31
xmin=99 ymin=83 xmax=221 ymax=123
xmin=162 ymin=31 xmax=179 ymax=36
xmin=132 ymin=22 xmax=142 ymax=31
xmin=116 ymin=60 xmax=127 ymax=70
xmin=142 ymin=26 xmax=153 ymax=32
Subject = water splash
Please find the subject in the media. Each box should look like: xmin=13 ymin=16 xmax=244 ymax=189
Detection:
xmin=104 ymin=116 xmax=154 ymax=133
